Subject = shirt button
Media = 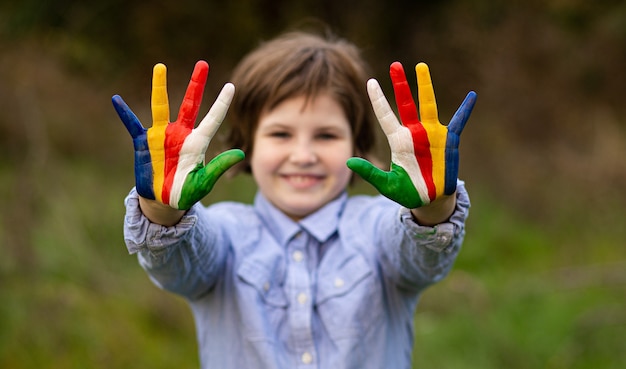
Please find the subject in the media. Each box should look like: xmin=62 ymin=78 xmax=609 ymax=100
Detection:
xmin=297 ymin=292 xmax=308 ymax=305
xmin=334 ymin=277 xmax=344 ymax=288
xmin=292 ymin=250 xmax=304 ymax=262
xmin=301 ymin=352 xmax=313 ymax=364
xmin=263 ymin=282 xmax=270 ymax=292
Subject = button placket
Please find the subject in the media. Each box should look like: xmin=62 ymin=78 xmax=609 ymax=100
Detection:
xmin=286 ymin=230 xmax=316 ymax=367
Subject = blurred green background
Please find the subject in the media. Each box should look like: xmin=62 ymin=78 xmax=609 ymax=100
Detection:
xmin=1 ymin=0 xmax=625 ymax=368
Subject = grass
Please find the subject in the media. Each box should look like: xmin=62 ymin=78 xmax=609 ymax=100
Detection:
xmin=1 ymin=160 xmax=624 ymax=368
xmin=412 ymin=189 xmax=626 ymax=368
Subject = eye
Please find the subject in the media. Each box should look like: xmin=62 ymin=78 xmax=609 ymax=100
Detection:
xmin=269 ymin=131 xmax=291 ymax=138
xmin=316 ymin=132 xmax=339 ymax=140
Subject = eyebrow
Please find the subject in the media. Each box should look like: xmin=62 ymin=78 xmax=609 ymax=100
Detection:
xmin=257 ymin=122 xmax=291 ymax=130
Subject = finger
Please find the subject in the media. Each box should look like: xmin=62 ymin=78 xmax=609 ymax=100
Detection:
xmin=415 ymin=63 xmax=439 ymax=124
xmin=149 ymin=63 xmax=169 ymax=203
xmin=178 ymin=60 xmax=209 ymax=130
xmin=367 ymin=79 xmax=401 ymax=138
xmin=448 ymin=91 xmax=477 ymax=136
xmin=195 ymin=83 xmax=235 ymax=140
xmin=151 ymin=63 xmax=170 ymax=127
xmin=389 ymin=62 xmax=420 ymax=129
xmin=444 ymin=143 xmax=460 ymax=196
xmin=112 ymin=95 xmax=145 ymax=138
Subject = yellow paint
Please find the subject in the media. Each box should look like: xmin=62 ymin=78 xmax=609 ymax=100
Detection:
xmin=416 ymin=63 xmax=445 ymax=197
xmin=149 ymin=63 xmax=169 ymax=202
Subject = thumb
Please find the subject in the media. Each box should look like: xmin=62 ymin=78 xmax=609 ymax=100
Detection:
xmin=203 ymin=149 xmax=246 ymax=179
xmin=347 ymin=157 xmax=389 ymax=185
xmin=176 ymin=149 xmax=245 ymax=210
xmin=348 ymin=158 xmax=425 ymax=208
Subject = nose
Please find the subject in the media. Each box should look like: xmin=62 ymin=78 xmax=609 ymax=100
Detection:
xmin=289 ymin=140 xmax=318 ymax=165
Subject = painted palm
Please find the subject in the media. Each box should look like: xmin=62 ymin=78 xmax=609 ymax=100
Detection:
xmin=347 ymin=62 xmax=476 ymax=209
xmin=112 ymin=61 xmax=244 ymax=210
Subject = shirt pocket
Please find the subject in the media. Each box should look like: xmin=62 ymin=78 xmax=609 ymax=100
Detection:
xmin=316 ymin=254 xmax=383 ymax=341
xmin=236 ymin=259 xmax=289 ymax=340
xmin=238 ymin=259 xmax=288 ymax=306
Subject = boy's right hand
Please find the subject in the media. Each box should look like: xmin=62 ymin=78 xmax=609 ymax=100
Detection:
xmin=112 ymin=61 xmax=244 ymax=210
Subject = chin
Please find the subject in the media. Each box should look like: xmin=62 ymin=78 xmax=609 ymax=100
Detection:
xmin=282 ymin=203 xmax=321 ymax=220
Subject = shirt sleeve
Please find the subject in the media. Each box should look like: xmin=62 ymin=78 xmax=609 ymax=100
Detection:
xmin=122 ymin=188 xmax=226 ymax=299
xmin=391 ymin=180 xmax=470 ymax=289
xmin=123 ymin=188 xmax=199 ymax=255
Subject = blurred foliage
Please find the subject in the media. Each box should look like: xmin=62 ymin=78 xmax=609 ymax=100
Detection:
xmin=1 ymin=0 xmax=625 ymax=368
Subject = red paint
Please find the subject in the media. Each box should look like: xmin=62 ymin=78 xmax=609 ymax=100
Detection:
xmin=390 ymin=62 xmax=436 ymax=200
xmin=161 ymin=61 xmax=210 ymax=204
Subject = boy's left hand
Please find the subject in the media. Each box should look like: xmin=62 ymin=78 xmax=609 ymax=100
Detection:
xmin=347 ymin=62 xmax=476 ymax=209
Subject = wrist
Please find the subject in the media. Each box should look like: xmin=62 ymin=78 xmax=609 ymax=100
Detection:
xmin=138 ymin=196 xmax=186 ymax=226
xmin=410 ymin=192 xmax=456 ymax=226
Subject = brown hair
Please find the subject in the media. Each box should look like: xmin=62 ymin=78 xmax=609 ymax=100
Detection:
xmin=225 ymin=30 xmax=377 ymax=174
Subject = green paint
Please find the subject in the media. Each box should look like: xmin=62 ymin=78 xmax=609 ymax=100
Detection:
xmin=346 ymin=158 xmax=424 ymax=209
xmin=178 ymin=149 xmax=245 ymax=210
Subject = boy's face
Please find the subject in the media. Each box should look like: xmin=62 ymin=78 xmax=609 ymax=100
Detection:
xmin=251 ymin=94 xmax=353 ymax=220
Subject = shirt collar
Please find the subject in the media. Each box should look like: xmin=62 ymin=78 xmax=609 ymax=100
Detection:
xmin=254 ymin=191 xmax=347 ymax=246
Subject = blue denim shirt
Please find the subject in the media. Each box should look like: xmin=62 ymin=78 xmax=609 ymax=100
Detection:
xmin=123 ymin=181 xmax=470 ymax=369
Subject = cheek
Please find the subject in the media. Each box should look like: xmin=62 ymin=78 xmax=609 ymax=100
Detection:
xmin=249 ymin=141 xmax=281 ymax=174
xmin=249 ymin=154 xmax=265 ymax=178
xmin=328 ymin=145 xmax=354 ymax=177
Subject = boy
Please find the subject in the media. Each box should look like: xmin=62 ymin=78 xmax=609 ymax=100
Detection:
xmin=113 ymin=30 xmax=476 ymax=368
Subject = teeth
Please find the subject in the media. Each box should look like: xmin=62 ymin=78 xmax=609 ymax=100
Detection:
xmin=285 ymin=175 xmax=319 ymax=184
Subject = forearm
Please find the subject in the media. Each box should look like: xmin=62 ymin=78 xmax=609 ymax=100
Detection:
xmin=410 ymin=192 xmax=457 ymax=226
xmin=392 ymin=184 xmax=469 ymax=287
xmin=125 ymin=190 xmax=224 ymax=299
xmin=139 ymin=196 xmax=186 ymax=226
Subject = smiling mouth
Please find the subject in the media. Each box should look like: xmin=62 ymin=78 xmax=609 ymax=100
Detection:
xmin=282 ymin=174 xmax=323 ymax=188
